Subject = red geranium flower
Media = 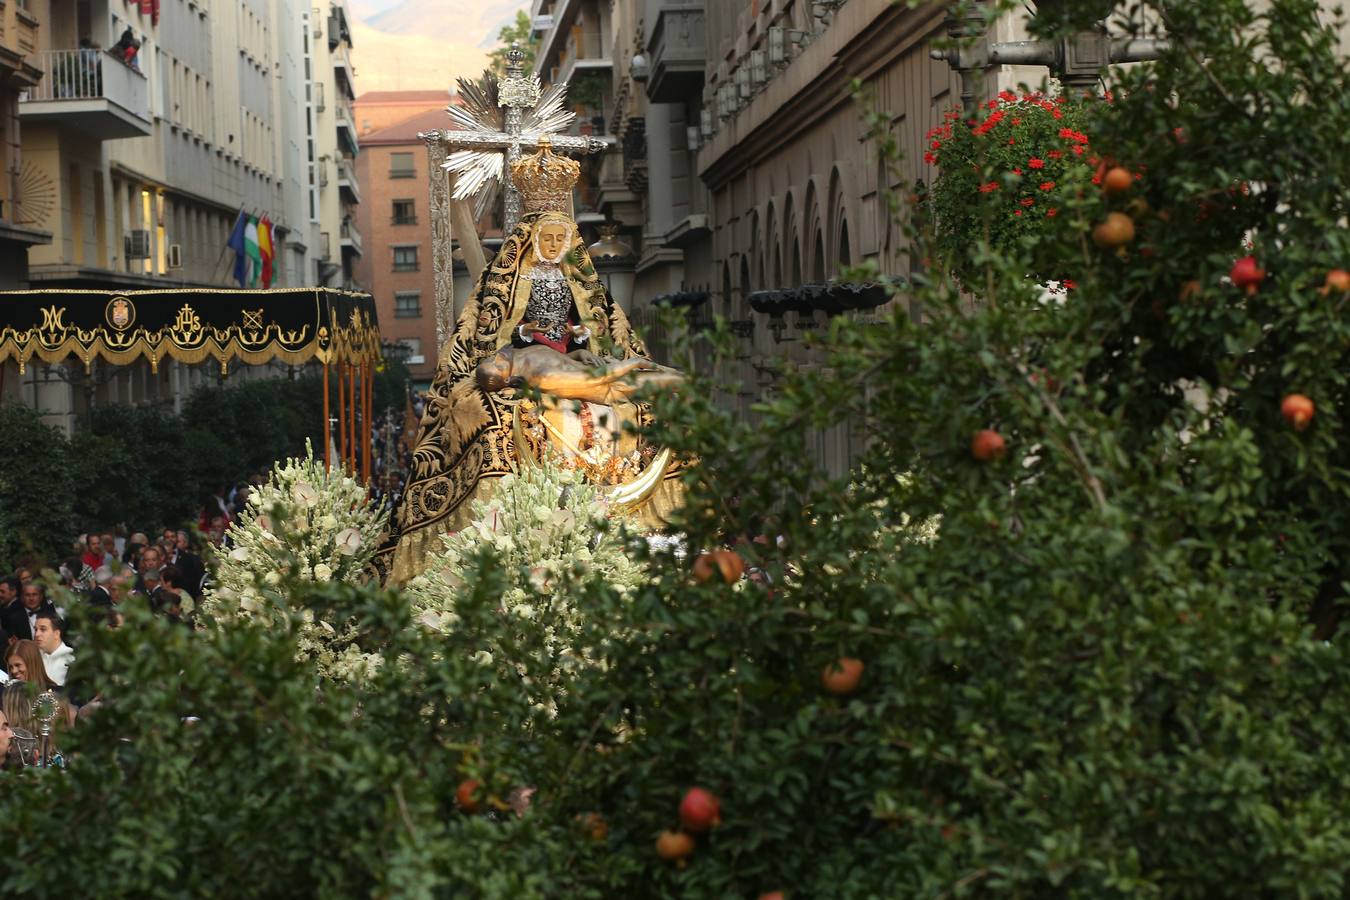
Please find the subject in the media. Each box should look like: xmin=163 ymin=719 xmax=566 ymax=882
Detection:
xmin=1021 ymin=197 xmax=1035 ymax=207
xmin=1046 ymin=208 xmax=1059 ymax=217
xmin=1028 ymin=158 xmax=1046 ymax=169
xmin=978 ymin=181 xmax=1000 ymax=193
xmin=1039 ymin=181 xmax=1056 ymax=191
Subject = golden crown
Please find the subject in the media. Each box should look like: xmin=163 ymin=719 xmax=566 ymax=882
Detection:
xmin=511 ymin=136 xmax=580 ymax=215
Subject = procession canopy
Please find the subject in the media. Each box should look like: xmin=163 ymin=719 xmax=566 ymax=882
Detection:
xmin=0 ymin=287 xmax=380 ymax=375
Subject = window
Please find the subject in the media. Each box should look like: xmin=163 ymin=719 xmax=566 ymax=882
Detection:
xmin=394 ymin=291 xmax=421 ymax=318
xmin=392 ymin=199 xmax=416 ymax=225
xmin=392 ymin=246 xmax=419 ymax=272
xmin=389 ymin=152 xmax=415 ymax=178
xmin=400 ymin=338 xmax=423 ymax=363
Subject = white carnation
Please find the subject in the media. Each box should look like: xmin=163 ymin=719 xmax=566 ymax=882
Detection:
xmin=313 ymin=563 xmax=334 ymax=581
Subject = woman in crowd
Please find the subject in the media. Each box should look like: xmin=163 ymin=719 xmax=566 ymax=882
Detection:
xmin=0 ymin=708 xmax=13 ymax=769
xmin=6 ymin=640 xmax=54 ymax=689
xmin=4 ymin=640 xmax=75 ymax=757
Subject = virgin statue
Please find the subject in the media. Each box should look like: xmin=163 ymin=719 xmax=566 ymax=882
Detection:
xmin=380 ymin=138 xmax=684 ymax=583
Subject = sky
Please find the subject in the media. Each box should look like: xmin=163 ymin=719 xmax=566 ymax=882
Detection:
xmin=348 ymin=0 xmax=526 ymax=95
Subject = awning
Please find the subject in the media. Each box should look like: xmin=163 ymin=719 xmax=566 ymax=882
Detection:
xmin=0 ymin=287 xmax=380 ymax=375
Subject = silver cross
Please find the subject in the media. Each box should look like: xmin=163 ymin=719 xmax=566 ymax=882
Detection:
xmin=419 ymin=45 xmax=607 ymax=345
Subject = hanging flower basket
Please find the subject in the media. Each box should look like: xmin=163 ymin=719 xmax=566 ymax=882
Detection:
xmin=929 ymin=91 xmax=1106 ymax=289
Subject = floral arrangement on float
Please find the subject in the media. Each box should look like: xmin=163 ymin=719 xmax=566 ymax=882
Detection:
xmin=203 ymin=442 xmax=388 ymax=682
xmin=928 ymin=89 xmax=1116 ymax=290
xmin=406 ymin=460 xmax=646 ymax=717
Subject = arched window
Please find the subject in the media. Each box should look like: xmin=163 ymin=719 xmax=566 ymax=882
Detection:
xmin=812 ymin=232 xmax=826 ymax=283
xmin=839 ymin=220 xmax=852 ymax=269
xmin=739 ymin=256 xmax=751 ymax=312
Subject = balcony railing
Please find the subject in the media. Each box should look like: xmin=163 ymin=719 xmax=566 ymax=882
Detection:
xmin=340 ymin=220 xmax=363 ymax=256
xmin=337 ymin=158 xmax=361 ymax=203
xmin=20 ymin=49 xmax=153 ymax=139
xmin=647 ymin=0 xmax=707 ymax=103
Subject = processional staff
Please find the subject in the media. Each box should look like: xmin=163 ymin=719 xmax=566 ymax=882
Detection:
xmin=420 ymin=44 xmax=609 ymax=348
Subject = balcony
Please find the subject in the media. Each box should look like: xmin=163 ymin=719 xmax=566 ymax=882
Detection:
xmin=332 ymin=43 xmax=356 ymax=101
xmin=556 ymin=53 xmax=612 ymax=90
xmin=647 ymin=0 xmax=706 ymax=103
xmin=337 ymin=158 xmax=361 ymax=204
xmin=20 ymin=50 xmax=153 ymax=139
xmin=335 ymin=103 xmax=360 ymax=156
xmin=340 ymin=220 xmax=362 ymax=257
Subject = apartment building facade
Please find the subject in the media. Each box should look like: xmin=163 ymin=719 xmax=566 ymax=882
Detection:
xmin=2 ymin=0 xmax=361 ymax=431
xmin=352 ymin=91 xmax=453 ymax=388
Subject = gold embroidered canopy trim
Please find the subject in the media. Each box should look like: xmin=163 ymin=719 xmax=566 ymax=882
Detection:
xmin=0 ymin=287 xmax=382 ymax=375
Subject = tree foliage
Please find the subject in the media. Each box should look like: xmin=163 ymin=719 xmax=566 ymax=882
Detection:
xmin=0 ymin=359 xmax=410 ymax=562
xmin=488 ymin=10 xmax=539 ymax=80
xmin=4 ymin=1 xmax=1350 ymax=897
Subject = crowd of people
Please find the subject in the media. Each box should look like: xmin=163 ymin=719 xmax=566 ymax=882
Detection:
xmin=0 ymin=517 xmax=227 ymax=768
xmin=0 ymin=404 xmax=425 ymax=768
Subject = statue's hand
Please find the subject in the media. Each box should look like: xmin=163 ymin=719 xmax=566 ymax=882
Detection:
xmin=567 ymin=349 xmax=605 ymax=369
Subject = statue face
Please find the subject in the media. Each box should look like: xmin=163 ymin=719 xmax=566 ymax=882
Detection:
xmin=537 ymin=224 xmax=569 ymax=262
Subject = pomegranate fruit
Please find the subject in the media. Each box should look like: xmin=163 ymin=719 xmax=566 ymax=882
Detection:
xmin=822 ymin=657 xmax=864 ymax=696
xmin=577 ymin=813 xmax=608 ymax=842
xmin=656 ymin=830 xmax=695 ymax=862
xmin=1322 ymin=268 xmax=1349 ymax=295
xmin=970 ymin=429 xmax=1006 ymax=462
xmin=1230 ymin=256 xmax=1265 ymax=295
xmin=1102 ymin=166 xmax=1133 ymax=196
xmin=678 ymin=787 xmax=722 ymax=833
xmin=693 ymin=550 xmax=745 ymax=584
xmin=1091 ymin=212 xmax=1135 ymax=249
xmin=1281 ymin=394 xmax=1315 ymax=431
xmin=456 ymin=779 xmax=482 ymax=814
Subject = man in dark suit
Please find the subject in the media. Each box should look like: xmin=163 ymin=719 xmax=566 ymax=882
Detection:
xmin=1 ymin=582 xmax=56 ymax=642
xmin=170 ymin=531 xmax=206 ymax=598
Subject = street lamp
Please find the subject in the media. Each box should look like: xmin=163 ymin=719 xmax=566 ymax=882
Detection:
xmin=587 ymin=223 xmax=637 ymax=314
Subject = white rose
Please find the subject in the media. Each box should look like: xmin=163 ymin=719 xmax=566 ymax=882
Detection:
xmin=292 ymin=482 xmax=319 ymax=508
xmin=533 ymin=505 xmax=552 ymax=523
xmin=335 ymin=527 xmax=364 ymax=555
xmin=313 ymin=563 xmax=334 ymax=581
xmin=318 ymin=514 xmax=339 ymax=530
xmin=472 ymin=650 xmax=494 ymax=666
xmin=229 ymin=546 xmax=250 ymax=562
xmin=264 ymin=572 xmax=281 ymax=586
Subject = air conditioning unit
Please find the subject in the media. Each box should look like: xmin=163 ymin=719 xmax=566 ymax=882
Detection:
xmin=167 ymin=243 xmax=183 ymax=269
xmin=318 ymin=165 xmax=329 ymax=187
xmin=125 ymin=229 xmax=152 ymax=260
xmin=532 ymin=14 xmax=555 ymax=35
xmin=407 ymin=354 xmax=426 ymax=365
